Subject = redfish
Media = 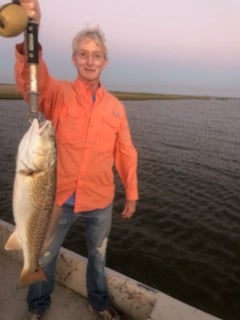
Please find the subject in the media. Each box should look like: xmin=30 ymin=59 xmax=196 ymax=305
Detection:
xmin=5 ymin=119 xmax=56 ymax=287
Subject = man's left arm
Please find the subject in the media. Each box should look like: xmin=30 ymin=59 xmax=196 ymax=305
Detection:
xmin=114 ymin=106 xmax=139 ymax=218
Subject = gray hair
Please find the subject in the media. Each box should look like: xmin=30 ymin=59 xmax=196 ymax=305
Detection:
xmin=72 ymin=26 xmax=108 ymax=59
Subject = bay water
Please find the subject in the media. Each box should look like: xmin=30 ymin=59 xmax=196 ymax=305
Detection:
xmin=0 ymin=99 xmax=239 ymax=320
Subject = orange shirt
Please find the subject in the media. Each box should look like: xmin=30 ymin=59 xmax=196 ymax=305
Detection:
xmin=15 ymin=44 xmax=138 ymax=212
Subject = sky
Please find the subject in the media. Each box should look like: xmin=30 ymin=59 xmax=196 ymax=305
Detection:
xmin=0 ymin=0 xmax=240 ymax=97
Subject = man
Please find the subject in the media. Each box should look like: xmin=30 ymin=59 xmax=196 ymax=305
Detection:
xmin=16 ymin=1 xmax=138 ymax=320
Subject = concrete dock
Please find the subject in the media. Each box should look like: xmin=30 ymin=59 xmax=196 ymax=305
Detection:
xmin=0 ymin=251 xmax=96 ymax=320
xmin=0 ymin=219 xmax=222 ymax=320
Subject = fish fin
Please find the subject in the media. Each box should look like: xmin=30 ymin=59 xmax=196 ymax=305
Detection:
xmin=41 ymin=235 xmax=54 ymax=255
xmin=4 ymin=230 xmax=22 ymax=250
xmin=41 ymin=205 xmax=62 ymax=254
xmin=19 ymin=267 xmax=47 ymax=287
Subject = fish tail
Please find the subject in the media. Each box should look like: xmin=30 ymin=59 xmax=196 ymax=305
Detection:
xmin=19 ymin=267 xmax=47 ymax=287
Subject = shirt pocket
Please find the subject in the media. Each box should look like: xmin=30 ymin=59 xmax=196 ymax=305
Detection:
xmin=97 ymin=115 xmax=120 ymax=153
xmin=56 ymin=110 xmax=84 ymax=146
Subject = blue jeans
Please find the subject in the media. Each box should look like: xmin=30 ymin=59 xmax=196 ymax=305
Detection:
xmin=27 ymin=203 xmax=113 ymax=314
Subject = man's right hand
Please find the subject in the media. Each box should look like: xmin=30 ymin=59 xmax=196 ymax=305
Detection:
xmin=20 ymin=0 xmax=41 ymax=24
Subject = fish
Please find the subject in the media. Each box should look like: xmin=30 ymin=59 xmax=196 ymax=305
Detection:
xmin=4 ymin=119 xmax=56 ymax=287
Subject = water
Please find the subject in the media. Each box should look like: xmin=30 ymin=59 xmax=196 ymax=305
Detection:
xmin=0 ymin=99 xmax=240 ymax=320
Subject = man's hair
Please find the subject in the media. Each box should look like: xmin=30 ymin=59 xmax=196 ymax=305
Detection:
xmin=72 ymin=26 xmax=108 ymax=59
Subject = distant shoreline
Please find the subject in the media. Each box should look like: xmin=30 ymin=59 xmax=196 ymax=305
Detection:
xmin=0 ymin=83 xmax=232 ymax=101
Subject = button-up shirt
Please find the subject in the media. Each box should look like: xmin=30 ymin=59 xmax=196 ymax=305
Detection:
xmin=15 ymin=44 xmax=138 ymax=212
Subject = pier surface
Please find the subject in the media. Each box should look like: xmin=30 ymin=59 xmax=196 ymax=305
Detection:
xmin=0 ymin=251 xmax=96 ymax=320
xmin=0 ymin=220 xmax=221 ymax=320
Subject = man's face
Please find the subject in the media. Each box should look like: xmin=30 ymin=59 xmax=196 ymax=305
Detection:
xmin=72 ymin=37 xmax=107 ymax=83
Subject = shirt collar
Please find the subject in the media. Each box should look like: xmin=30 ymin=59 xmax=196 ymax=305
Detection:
xmin=72 ymin=79 xmax=105 ymax=102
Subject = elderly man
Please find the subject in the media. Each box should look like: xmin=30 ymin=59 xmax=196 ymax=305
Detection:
xmin=16 ymin=1 xmax=138 ymax=320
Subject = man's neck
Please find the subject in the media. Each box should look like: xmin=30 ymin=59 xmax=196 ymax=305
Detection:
xmin=78 ymin=77 xmax=100 ymax=96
